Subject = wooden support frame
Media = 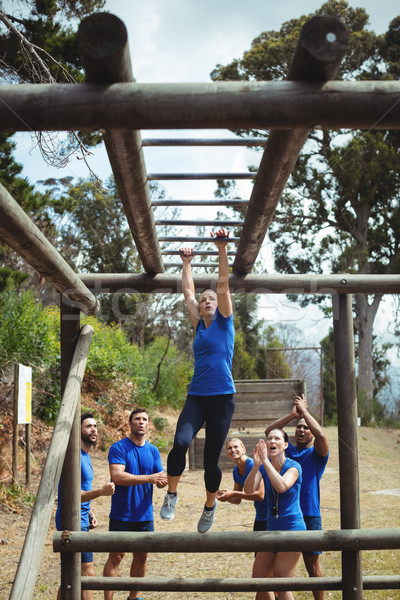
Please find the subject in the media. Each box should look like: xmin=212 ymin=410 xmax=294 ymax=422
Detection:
xmin=1 ymin=81 xmax=400 ymax=131
xmin=59 ymin=301 xmax=82 ymax=600
xmin=233 ymin=15 xmax=350 ymax=275
xmin=53 ymin=527 xmax=400 ymax=553
xmin=78 ymin=273 xmax=400 ymax=295
xmin=333 ymin=294 xmax=362 ymax=599
xmin=77 ymin=12 xmax=163 ymax=275
xmin=0 ymin=182 xmax=99 ymax=316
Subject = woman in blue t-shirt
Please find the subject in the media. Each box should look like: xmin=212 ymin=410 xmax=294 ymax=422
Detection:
xmin=160 ymin=229 xmax=235 ymax=534
xmin=217 ymin=437 xmax=267 ymax=531
xmin=244 ymin=430 xmax=306 ymax=600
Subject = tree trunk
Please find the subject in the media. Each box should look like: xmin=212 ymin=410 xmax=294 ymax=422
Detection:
xmin=354 ymin=293 xmax=382 ymax=423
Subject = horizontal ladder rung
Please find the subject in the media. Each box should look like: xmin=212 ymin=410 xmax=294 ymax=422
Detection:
xmin=143 ymin=138 xmax=267 ymax=146
xmin=163 ymin=263 xmax=232 ymax=268
xmin=152 ymin=199 xmax=249 ymax=206
xmin=159 ymin=236 xmax=240 ymax=243
xmin=148 ymin=173 xmax=255 ymax=180
xmin=156 ymin=220 xmax=243 ymax=226
xmin=162 ymin=250 xmax=236 ymax=256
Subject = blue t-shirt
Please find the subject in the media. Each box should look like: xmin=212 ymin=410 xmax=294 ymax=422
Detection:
xmin=55 ymin=449 xmax=93 ymax=530
xmin=260 ymin=457 xmax=306 ymax=531
xmin=286 ymin=443 xmax=329 ymax=517
xmin=108 ymin=437 xmax=163 ymax=522
xmin=189 ymin=308 xmax=235 ymax=396
xmin=233 ymin=457 xmax=267 ymax=522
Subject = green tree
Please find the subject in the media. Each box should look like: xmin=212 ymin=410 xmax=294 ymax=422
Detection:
xmin=0 ymin=133 xmax=61 ymax=291
xmin=211 ymin=0 xmax=400 ymax=417
xmin=320 ymin=329 xmax=337 ymax=424
xmin=0 ymin=1 xmax=105 ymax=83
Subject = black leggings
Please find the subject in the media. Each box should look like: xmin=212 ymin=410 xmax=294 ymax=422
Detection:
xmin=167 ymin=393 xmax=235 ymax=493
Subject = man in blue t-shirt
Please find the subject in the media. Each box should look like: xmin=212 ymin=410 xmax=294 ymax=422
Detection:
xmin=265 ymin=394 xmax=329 ymax=600
xmin=103 ymin=408 xmax=168 ymax=600
xmin=56 ymin=412 xmax=115 ymax=600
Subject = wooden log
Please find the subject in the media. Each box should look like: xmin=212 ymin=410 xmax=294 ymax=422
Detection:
xmin=333 ymin=294 xmax=362 ymax=600
xmin=233 ymin=15 xmax=350 ymax=275
xmin=59 ymin=301 xmax=81 ymax=600
xmin=53 ymin=528 xmax=400 ymax=553
xmin=10 ymin=325 xmax=94 ymax=600
xmin=77 ymin=12 xmax=163 ymax=275
xmin=0 ymin=182 xmax=99 ymax=315
xmin=81 ymin=575 xmax=342 ymax=592
xmin=80 ymin=575 xmax=400 ymax=592
xmin=78 ymin=273 xmax=400 ymax=295
xmin=1 ymin=81 xmax=400 ymax=131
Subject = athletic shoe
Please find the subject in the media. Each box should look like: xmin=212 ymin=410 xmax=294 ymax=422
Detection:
xmin=160 ymin=492 xmax=178 ymax=520
xmin=197 ymin=500 xmax=218 ymax=533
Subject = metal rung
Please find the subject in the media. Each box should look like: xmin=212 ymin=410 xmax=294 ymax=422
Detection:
xmin=148 ymin=173 xmax=255 ymax=180
xmin=159 ymin=236 xmax=240 ymax=243
xmin=155 ymin=220 xmax=243 ymax=226
xmin=163 ymin=263 xmax=232 ymax=269
xmin=143 ymin=138 xmax=267 ymax=146
xmin=162 ymin=250 xmax=236 ymax=256
xmin=152 ymin=200 xmax=249 ymax=206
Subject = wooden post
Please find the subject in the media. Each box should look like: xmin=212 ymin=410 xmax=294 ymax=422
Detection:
xmin=78 ymin=12 xmax=163 ymax=275
xmin=9 ymin=323 xmax=94 ymax=600
xmin=60 ymin=299 xmax=82 ymax=600
xmin=12 ymin=363 xmax=19 ymax=486
xmin=233 ymin=15 xmax=349 ymax=275
xmin=333 ymin=294 xmax=362 ymax=600
xmin=25 ymin=423 xmax=31 ymax=488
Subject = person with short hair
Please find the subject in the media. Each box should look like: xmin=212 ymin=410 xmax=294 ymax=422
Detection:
xmin=217 ymin=437 xmax=267 ymax=531
xmin=56 ymin=412 xmax=115 ymax=600
xmin=103 ymin=408 xmax=167 ymax=600
xmin=245 ymin=431 xmax=306 ymax=600
xmin=265 ymin=394 xmax=329 ymax=600
xmin=160 ymin=229 xmax=235 ymax=533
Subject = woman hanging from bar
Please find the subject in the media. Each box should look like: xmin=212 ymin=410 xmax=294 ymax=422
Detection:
xmin=160 ymin=228 xmax=235 ymax=533
xmin=244 ymin=431 xmax=306 ymax=600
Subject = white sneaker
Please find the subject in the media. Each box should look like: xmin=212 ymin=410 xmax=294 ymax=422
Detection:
xmin=160 ymin=492 xmax=178 ymax=520
xmin=197 ymin=500 xmax=218 ymax=533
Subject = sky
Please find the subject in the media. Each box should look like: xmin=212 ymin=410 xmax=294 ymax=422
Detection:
xmin=9 ymin=0 xmax=400 ymax=366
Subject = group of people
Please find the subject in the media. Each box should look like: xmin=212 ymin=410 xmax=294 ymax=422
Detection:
xmin=56 ymin=230 xmax=329 ymax=600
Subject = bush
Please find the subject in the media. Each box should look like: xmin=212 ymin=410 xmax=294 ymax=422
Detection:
xmin=142 ymin=336 xmax=192 ymax=409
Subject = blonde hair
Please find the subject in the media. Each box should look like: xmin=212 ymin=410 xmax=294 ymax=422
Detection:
xmin=225 ymin=437 xmax=245 ymax=450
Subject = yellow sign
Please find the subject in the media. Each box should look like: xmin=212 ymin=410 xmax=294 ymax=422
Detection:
xmin=17 ymin=364 xmax=32 ymax=424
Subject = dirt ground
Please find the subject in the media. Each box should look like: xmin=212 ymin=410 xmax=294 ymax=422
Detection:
xmin=1 ymin=425 xmax=400 ymax=600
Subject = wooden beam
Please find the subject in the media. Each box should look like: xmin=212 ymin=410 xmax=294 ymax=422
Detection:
xmin=1 ymin=81 xmax=399 ymax=131
xmin=233 ymin=15 xmax=350 ymax=275
xmin=80 ymin=575 xmax=400 ymax=593
xmin=78 ymin=273 xmax=400 ymax=295
xmin=77 ymin=12 xmax=163 ymax=275
xmin=81 ymin=575 xmax=343 ymax=593
xmin=0 ymin=182 xmax=99 ymax=315
xmin=53 ymin=528 xmax=400 ymax=553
